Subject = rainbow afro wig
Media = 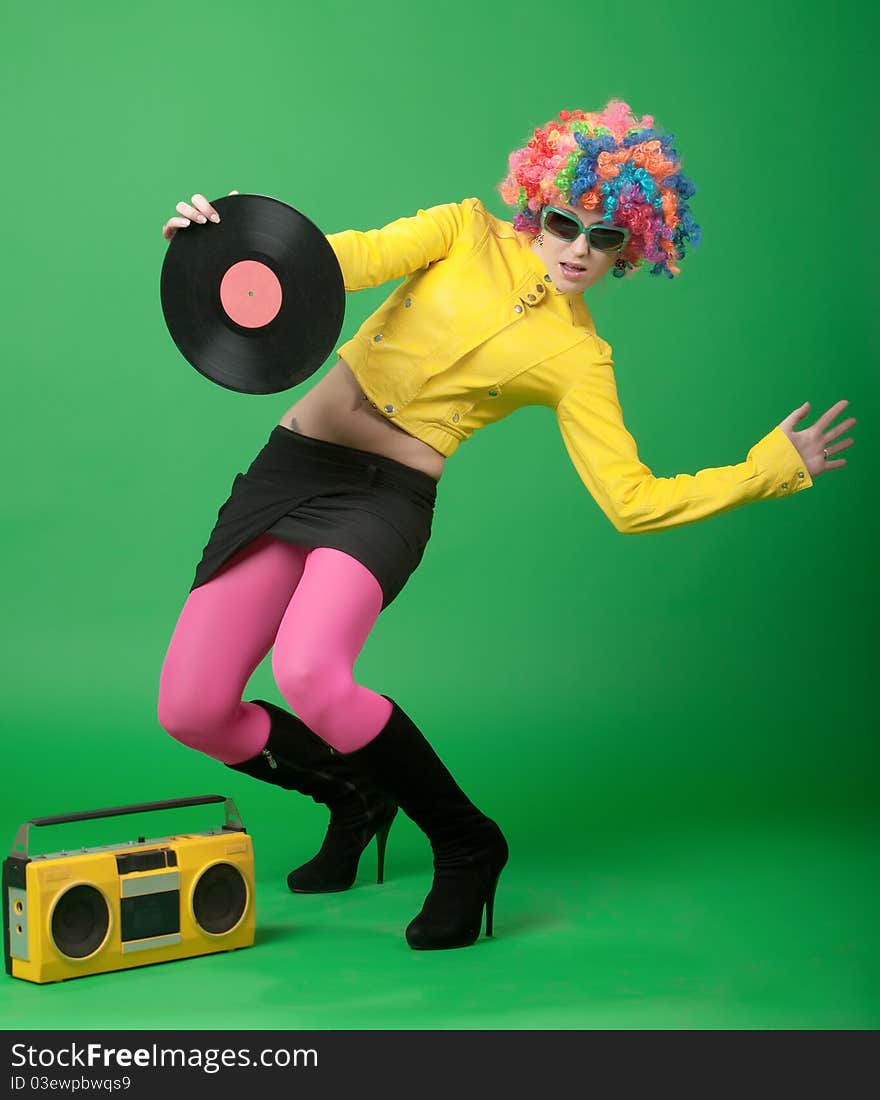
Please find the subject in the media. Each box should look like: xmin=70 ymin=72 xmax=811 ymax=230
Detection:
xmin=498 ymin=99 xmax=701 ymax=279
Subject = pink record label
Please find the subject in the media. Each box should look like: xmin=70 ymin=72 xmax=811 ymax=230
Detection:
xmin=219 ymin=260 xmax=283 ymax=328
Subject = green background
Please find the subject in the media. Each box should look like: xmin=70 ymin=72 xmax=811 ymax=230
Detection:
xmin=2 ymin=0 xmax=877 ymax=1029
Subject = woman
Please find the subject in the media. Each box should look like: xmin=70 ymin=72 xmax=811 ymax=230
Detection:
xmin=157 ymin=99 xmax=855 ymax=951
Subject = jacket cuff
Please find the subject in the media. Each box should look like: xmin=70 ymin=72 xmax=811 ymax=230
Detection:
xmin=749 ymin=425 xmax=813 ymax=497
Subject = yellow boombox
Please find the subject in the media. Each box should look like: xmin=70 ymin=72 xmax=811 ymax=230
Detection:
xmin=3 ymin=795 xmax=255 ymax=984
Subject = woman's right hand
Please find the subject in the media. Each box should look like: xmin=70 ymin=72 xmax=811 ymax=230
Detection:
xmin=161 ymin=190 xmax=239 ymax=242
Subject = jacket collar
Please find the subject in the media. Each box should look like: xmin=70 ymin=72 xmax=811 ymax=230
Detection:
xmin=513 ymin=231 xmax=596 ymax=333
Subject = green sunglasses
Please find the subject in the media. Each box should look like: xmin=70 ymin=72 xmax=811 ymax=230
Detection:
xmin=540 ymin=206 xmax=630 ymax=253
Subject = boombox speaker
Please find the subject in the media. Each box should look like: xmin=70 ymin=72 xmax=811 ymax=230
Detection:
xmin=3 ymin=795 xmax=255 ymax=983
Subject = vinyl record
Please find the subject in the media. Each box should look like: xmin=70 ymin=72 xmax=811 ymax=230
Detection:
xmin=160 ymin=193 xmax=345 ymax=394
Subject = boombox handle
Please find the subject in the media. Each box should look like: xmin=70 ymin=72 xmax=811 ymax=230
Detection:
xmin=10 ymin=795 xmax=244 ymax=859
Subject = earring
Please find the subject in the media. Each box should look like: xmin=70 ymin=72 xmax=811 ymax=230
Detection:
xmin=614 ymin=257 xmax=627 ymax=271
xmin=535 ymin=232 xmax=544 ymax=246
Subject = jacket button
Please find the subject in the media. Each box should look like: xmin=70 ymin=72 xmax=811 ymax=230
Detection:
xmin=798 ymin=471 xmax=805 ymax=478
xmin=527 ymin=294 xmax=536 ymax=301
xmin=384 ymin=404 xmax=394 ymax=413
xmin=536 ymin=284 xmax=544 ymax=293
xmin=451 ymin=413 xmax=460 ymax=423
xmin=781 ymin=482 xmax=789 ymax=490
xmin=543 ymin=274 xmax=551 ymax=281
xmin=514 ymin=304 xmax=523 ymax=313
xmin=488 ymin=389 xmax=498 ymax=397
xmin=404 ymin=297 xmax=412 ymax=307
xmin=373 ymin=334 xmax=383 ymax=342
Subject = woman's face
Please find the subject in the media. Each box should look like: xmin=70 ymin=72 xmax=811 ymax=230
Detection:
xmin=531 ymin=201 xmax=619 ymax=293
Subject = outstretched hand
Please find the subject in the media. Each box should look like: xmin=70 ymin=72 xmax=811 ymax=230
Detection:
xmin=778 ymin=400 xmax=856 ymax=478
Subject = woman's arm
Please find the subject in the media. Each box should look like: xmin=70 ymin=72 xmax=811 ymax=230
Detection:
xmin=326 ymin=199 xmax=475 ymax=292
xmin=554 ymin=358 xmax=815 ymax=535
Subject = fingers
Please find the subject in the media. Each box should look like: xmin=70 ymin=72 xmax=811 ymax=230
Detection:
xmin=815 ymin=398 xmax=850 ymax=432
xmin=824 ymin=435 xmax=855 ymax=459
xmin=816 ymin=402 xmax=856 ymax=475
xmin=176 ymin=193 xmax=220 ymax=225
xmin=162 ymin=217 xmax=189 ymax=241
xmin=778 ymin=400 xmax=811 ymax=432
xmin=823 ymin=414 xmax=857 ymax=444
xmin=162 ymin=191 xmax=241 ymax=239
xmin=817 ymin=417 xmax=855 ymax=475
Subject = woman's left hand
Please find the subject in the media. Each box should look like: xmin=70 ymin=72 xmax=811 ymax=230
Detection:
xmin=778 ymin=399 xmax=856 ymax=478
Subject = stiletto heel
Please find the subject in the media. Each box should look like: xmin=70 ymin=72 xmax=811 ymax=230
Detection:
xmin=484 ymin=874 xmax=501 ymax=938
xmin=375 ymin=815 xmax=395 ymax=884
xmin=404 ymin=828 xmax=507 ymax=949
xmin=229 ymin=699 xmax=399 ymax=894
xmin=287 ymin=802 xmax=397 ymax=893
xmin=347 ymin=697 xmax=509 ymax=950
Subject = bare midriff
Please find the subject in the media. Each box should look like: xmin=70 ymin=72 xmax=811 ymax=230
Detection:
xmin=276 ymin=358 xmax=446 ymax=482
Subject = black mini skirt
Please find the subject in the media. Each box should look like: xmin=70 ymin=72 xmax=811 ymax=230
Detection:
xmin=190 ymin=426 xmax=438 ymax=610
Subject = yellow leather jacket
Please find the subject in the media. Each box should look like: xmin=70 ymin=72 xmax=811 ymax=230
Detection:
xmin=326 ymin=197 xmax=813 ymax=533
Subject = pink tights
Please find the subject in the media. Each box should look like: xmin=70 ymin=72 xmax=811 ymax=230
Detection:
xmin=157 ymin=534 xmax=394 ymax=764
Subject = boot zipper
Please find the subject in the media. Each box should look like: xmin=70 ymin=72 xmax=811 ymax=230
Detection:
xmin=262 ymin=748 xmax=278 ymax=770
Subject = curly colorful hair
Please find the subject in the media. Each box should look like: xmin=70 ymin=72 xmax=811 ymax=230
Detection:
xmin=498 ymin=99 xmax=701 ymax=279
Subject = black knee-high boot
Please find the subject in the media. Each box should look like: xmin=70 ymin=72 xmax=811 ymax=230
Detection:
xmin=345 ymin=697 xmax=509 ymax=950
xmin=226 ymin=699 xmax=397 ymax=893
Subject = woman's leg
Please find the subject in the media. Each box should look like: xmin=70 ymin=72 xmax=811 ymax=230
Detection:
xmin=271 ymin=547 xmax=508 ymax=949
xmin=270 ymin=547 xmax=393 ymax=752
xmin=346 ymin=703 xmax=509 ymax=949
xmin=157 ymin=533 xmax=309 ymax=764
xmin=157 ymin=535 xmax=397 ymax=892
